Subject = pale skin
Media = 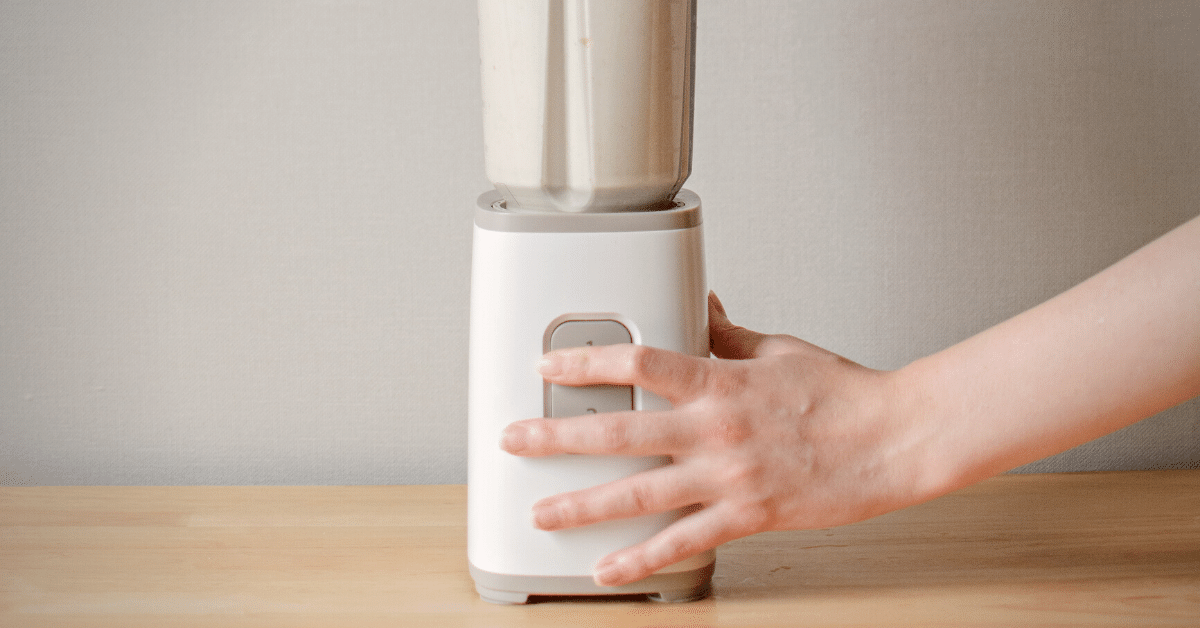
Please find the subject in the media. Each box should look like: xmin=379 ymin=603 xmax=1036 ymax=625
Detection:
xmin=500 ymin=213 xmax=1200 ymax=588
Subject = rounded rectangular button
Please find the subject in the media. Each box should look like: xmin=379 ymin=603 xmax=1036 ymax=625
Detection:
xmin=547 ymin=320 xmax=634 ymax=418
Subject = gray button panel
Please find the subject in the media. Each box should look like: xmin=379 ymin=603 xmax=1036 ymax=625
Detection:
xmin=547 ymin=320 xmax=634 ymax=418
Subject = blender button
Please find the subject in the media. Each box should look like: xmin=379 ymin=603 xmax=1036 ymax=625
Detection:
xmin=547 ymin=319 xmax=634 ymax=417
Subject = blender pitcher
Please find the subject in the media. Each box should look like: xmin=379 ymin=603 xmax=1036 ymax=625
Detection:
xmin=478 ymin=0 xmax=696 ymax=212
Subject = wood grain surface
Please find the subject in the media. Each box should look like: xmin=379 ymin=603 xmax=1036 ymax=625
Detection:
xmin=2 ymin=471 xmax=1199 ymax=627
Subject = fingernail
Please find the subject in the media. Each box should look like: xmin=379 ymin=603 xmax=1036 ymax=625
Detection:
xmin=531 ymin=500 xmax=560 ymax=530
xmin=593 ymin=556 xmax=625 ymax=587
xmin=499 ymin=424 xmax=527 ymax=453
xmin=709 ymin=291 xmax=727 ymax=316
xmin=537 ymin=354 xmax=563 ymax=377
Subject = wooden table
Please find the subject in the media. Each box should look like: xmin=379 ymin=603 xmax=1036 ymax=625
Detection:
xmin=2 ymin=471 xmax=1199 ymax=627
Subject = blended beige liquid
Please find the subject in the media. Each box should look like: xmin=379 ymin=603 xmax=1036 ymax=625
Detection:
xmin=478 ymin=0 xmax=696 ymax=212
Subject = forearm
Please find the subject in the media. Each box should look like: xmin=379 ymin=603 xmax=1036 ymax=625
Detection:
xmin=902 ymin=214 xmax=1200 ymax=495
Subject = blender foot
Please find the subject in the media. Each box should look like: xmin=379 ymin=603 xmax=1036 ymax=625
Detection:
xmin=476 ymin=584 xmax=531 ymax=605
xmin=648 ymin=581 xmax=711 ymax=603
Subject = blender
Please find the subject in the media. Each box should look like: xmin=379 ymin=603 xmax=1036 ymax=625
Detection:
xmin=467 ymin=0 xmax=714 ymax=603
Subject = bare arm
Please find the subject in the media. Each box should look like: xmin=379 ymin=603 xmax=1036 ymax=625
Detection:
xmin=909 ymin=213 xmax=1200 ymax=490
xmin=500 ymin=213 xmax=1200 ymax=587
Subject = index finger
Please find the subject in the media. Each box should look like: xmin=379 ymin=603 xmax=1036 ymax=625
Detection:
xmin=537 ymin=343 xmax=710 ymax=406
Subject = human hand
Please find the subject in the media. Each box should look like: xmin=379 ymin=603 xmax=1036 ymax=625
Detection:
xmin=499 ymin=293 xmax=938 ymax=587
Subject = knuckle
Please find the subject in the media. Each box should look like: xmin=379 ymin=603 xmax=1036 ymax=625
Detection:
xmin=566 ymin=349 xmax=593 ymax=381
xmin=759 ymin=333 xmax=808 ymax=357
xmin=703 ymin=414 xmax=751 ymax=448
xmin=525 ymin=420 xmax=557 ymax=451
xmin=555 ymin=494 xmax=588 ymax=525
xmin=625 ymin=344 xmax=658 ymax=379
xmin=625 ymin=479 xmax=658 ymax=515
xmin=736 ymin=502 xmax=776 ymax=533
xmin=595 ymin=416 xmax=630 ymax=451
xmin=657 ymin=531 xmax=702 ymax=564
xmin=624 ymin=551 xmax=655 ymax=580
xmin=705 ymin=364 xmax=749 ymax=399
xmin=715 ymin=458 xmax=753 ymax=489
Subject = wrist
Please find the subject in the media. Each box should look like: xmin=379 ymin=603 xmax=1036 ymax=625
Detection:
xmin=883 ymin=358 xmax=977 ymax=506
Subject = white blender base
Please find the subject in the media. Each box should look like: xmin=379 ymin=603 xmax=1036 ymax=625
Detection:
xmin=468 ymin=190 xmax=710 ymax=604
xmin=470 ymin=561 xmax=714 ymax=605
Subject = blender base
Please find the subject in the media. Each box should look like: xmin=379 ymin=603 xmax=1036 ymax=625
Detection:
xmin=469 ymin=561 xmax=714 ymax=605
xmin=468 ymin=190 xmax=711 ymax=605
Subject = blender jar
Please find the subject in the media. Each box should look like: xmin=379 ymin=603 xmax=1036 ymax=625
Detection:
xmin=478 ymin=0 xmax=696 ymax=212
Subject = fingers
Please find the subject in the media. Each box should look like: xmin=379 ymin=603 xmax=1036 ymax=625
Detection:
xmin=529 ymin=462 xmax=712 ymax=531
xmin=708 ymin=292 xmax=778 ymax=360
xmin=538 ymin=342 xmax=710 ymax=406
xmin=592 ymin=503 xmax=753 ymax=587
xmin=500 ymin=411 xmax=691 ymax=457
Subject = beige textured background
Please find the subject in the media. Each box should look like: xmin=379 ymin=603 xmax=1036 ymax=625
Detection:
xmin=1 ymin=1 xmax=1197 ymax=485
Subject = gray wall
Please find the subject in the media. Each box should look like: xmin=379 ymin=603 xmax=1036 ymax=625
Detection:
xmin=2 ymin=1 xmax=1197 ymax=486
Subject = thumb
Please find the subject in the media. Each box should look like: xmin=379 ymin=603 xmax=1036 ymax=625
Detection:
xmin=708 ymin=292 xmax=774 ymax=360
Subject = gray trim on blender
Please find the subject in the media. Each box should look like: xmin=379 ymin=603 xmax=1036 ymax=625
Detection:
xmin=474 ymin=189 xmax=702 ymax=233
xmin=469 ymin=560 xmax=714 ymax=605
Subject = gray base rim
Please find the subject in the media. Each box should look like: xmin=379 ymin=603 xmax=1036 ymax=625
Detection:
xmin=475 ymin=189 xmax=702 ymax=234
xmin=469 ymin=560 xmax=714 ymax=605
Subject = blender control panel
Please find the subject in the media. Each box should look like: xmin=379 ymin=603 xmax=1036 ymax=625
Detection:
xmin=546 ymin=320 xmax=634 ymax=418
